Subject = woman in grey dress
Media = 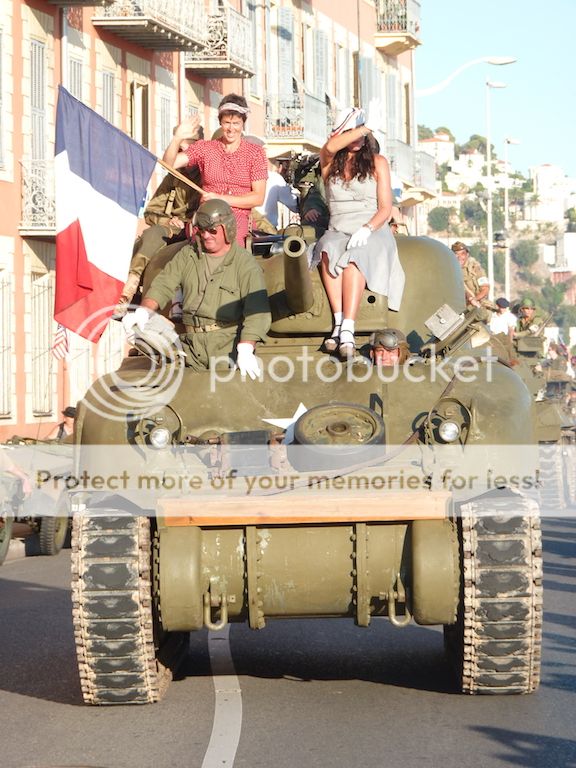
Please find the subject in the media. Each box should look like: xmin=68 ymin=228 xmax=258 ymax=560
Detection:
xmin=316 ymin=106 xmax=405 ymax=358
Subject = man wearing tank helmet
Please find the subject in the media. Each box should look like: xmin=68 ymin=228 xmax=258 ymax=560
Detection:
xmin=369 ymin=328 xmax=410 ymax=366
xmin=123 ymin=200 xmax=271 ymax=378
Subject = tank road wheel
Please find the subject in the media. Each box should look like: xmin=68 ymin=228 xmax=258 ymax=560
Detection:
xmin=538 ymin=442 xmax=565 ymax=511
xmin=71 ymin=512 xmax=189 ymax=705
xmin=39 ymin=493 xmax=70 ymax=555
xmin=0 ymin=511 xmax=14 ymax=565
xmin=444 ymin=495 xmax=543 ymax=694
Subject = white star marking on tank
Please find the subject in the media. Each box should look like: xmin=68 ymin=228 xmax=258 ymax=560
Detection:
xmin=262 ymin=402 xmax=308 ymax=443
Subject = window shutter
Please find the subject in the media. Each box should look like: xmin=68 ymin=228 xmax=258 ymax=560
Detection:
xmin=314 ymin=29 xmax=328 ymax=99
xmin=31 ymin=273 xmax=53 ymax=416
xmin=0 ymin=271 xmax=12 ymax=416
xmin=278 ymin=7 xmax=294 ymax=95
xmin=102 ymin=71 xmax=115 ymax=124
xmin=31 ymin=40 xmax=46 ymax=161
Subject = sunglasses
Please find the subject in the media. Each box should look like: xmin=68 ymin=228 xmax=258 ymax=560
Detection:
xmin=197 ymin=226 xmax=219 ymax=235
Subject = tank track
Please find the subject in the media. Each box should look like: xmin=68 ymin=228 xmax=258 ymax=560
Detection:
xmin=561 ymin=434 xmax=576 ymax=506
xmin=538 ymin=442 xmax=566 ymax=511
xmin=445 ymin=494 xmax=543 ymax=694
xmin=71 ymin=512 xmax=188 ymax=705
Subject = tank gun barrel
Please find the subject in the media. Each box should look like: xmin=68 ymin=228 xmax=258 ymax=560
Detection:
xmin=283 ymin=236 xmax=314 ymax=315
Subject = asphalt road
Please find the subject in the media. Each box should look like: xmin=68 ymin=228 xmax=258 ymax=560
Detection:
xmin=1 ymin=517 xmax=575 ymax=768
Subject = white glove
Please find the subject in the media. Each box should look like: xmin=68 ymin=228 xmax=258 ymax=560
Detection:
xmin=122 ymin=306 xmax=151 ymax=341
xmin=347 ymin=225 xmax=372 ymax=250
xmin=365 ymin=97 xmax=384 ymax=133
xmin=236 ymin=342 xmax=262 ymax=380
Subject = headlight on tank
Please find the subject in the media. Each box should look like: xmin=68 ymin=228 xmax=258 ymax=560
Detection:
xmin=135 ymin=405 xmax=182 ymax=448
xmin=149 ymin=426 xmax=172 ymax=449
xmin=438 ymin=420 xmax=461 ymax=443
xmin=425 ymin=397 xmax=472 ymax=446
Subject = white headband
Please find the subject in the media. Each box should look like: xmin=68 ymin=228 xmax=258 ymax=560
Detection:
xmin=218 ymin=102 xmax=250 ymax=115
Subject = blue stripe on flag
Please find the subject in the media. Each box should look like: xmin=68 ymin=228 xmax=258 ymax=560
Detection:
xmin=55 ymin=86 xmax=157 ymax=217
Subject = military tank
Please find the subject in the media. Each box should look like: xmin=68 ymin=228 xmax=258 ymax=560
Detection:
xmin=70 ymin=235 xmax=543 ymax=704
xmin=511 ymin=335 xmax=576 ymax=509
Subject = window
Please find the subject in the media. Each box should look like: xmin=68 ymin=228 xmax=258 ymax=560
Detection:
xmin=160 ymin=94 xmax=172 ymax=153
xmin=31 ymin=40 xmax=46 ymax=161
xmin=277 ymin=6 xmax=295 ymax=96
xmin=0 ymin=271 xmax=12 ymax=417
xmin=69 ymin=57 xmax=83 ymax=100
xmin=102 ymin=71 xmax=115 ymax=123
xmin=31 ymin=273 xmax=53 ymax=416
xmin=131 ymin=81 xmax=149 ymax=147
xmin=247 ymin=1 xmax=261 ymax=96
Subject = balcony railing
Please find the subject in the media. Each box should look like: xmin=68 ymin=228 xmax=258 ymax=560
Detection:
xmin=386 ymin=138 xmax=415 ymax=183
xmin=92 ymin=0 xmax=206 ymax=51
xmin=265 ymin=93 xmax=329 ymax=151
xmin=184 ymin=6 xmax=254 ymax=79
xmin=414 ymin=150 xmax=437 ymax=192
xmin=47 ymin=1 xmax=113 ymax=7
xmin=19 ymin=160 xmax=56 ymax=236
xmin=374 ymin=0 xmax=421 ymax=55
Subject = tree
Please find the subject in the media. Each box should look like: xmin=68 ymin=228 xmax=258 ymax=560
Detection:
xmin=566 ymin=207 xmax=576 ymax=233
xmin=435 ymin=126 xmax=455 ymax=142
xmin=428 ymin=206 xmax=451 ymax=232
xmin=554 ymin=303 xmax=576 ymax=333
xmin=540 ymin=278 xmax=570 ymax=314
xmin=460 ymin=199 xmax=485 ymax=229
xmin=418 ymin=125 xmax=434 ymax=140
xmin=511 ymin=240 xmax=539 ymax=268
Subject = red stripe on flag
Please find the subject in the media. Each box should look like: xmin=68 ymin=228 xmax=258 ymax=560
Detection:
xmin=52 ymin=324 xmax=69 ymax=360
xmin=54 ymin=220 xmax=123 ymax=342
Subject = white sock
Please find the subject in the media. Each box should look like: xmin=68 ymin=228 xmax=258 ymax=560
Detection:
xmin=341 ymin=318 xmax=355 ymax=334
xmin=333 ymin=311 xmax=343 ymax=328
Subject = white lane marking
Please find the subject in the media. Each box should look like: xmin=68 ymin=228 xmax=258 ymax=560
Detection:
xmin=201 ymin=625 xmax=243 ymax=768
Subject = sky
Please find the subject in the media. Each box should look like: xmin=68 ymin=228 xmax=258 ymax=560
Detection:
xmin=414 ymin=0 xmax=576 ymax=179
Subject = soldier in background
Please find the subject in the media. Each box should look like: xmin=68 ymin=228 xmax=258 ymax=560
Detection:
xmin=450 ymin=242 xmax=492 ymax=322
xmin=515 ymin=297 xmax=548 ymax=338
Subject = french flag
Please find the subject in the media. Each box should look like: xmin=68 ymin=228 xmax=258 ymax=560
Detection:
xmin=54 ymin=86 xmax=157 ymax=341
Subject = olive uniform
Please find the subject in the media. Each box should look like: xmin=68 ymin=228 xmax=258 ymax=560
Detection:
xmin=129 ymin=167 xmax=202 ymax=278
xmin=515 ymin=310 xmax=547 ymax=338
xmin=461 ymin=256 xmax=492 ymax=321
xmin=145 ymin=240 xmax=271 ymax=371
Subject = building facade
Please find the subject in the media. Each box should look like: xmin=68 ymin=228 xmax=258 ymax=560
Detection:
xmin=0 ymin=0 xmax=430 ymax=439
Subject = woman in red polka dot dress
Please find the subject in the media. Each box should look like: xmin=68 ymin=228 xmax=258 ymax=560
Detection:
xmin=163 ymin=94 xmax=268 ymax=247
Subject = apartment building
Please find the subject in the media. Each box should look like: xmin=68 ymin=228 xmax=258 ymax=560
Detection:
xmin=0 ymin=0 xmax=431 ymax=439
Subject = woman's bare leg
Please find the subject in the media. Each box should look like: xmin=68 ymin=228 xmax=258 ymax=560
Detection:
xmin=320 ymin=253 xmax=344 ymax=350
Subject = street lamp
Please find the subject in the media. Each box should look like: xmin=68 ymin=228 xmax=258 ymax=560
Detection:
xmin=416 ymin=56 xmax=517 ymax=97
xmin=504 ymin=137 xmax=520 ymax=300
xmin=486 ymin=79 xmax=507 ymax=301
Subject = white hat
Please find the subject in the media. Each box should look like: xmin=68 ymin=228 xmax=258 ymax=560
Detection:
xmin=331 ymin=107 xmax=366 ymax=136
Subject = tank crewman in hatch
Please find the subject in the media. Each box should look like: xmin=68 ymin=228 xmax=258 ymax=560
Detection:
xmin=369 ymin=328 xmax=410 ymax=366
xmin=515 ymin=297 xmax=548 ymax=338
xmin=451 ymin=242 xmax=492 ymax=322
xmin=122 ymin=200 xmax=271 ymax=378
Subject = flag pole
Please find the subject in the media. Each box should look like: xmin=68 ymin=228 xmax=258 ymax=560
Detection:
xmin=156 ymin=159 xmax=206 ymax=195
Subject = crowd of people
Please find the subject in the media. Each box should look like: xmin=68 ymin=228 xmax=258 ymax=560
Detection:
xmin=118 ymin=94 xmax=405 ymax=373
xmin=115 ymin=92 xmax=572 ymax=381
xmin=450 ymin=240 xmax=575 ymax=379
